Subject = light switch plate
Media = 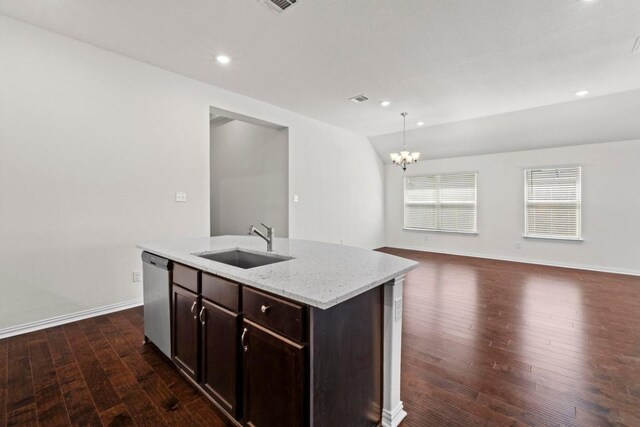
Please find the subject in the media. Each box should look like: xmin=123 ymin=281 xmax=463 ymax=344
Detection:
xmin=293 ymin=195 xmax=299 ymax=202
xmin=175 ymin=192 xmax=187 ymax=202
xmin=132 ymin=271 xmax=142 ymax=282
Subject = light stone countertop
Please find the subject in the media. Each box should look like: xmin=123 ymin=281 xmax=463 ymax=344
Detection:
xmin=137 ymin=236 xmax=417 ymax=309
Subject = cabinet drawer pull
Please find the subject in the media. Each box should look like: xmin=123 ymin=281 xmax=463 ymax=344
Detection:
xmin=190 ymin=301 xmax=197 ymax=319
xmin=199 ymin=307 xmax=206 ymax=325
xmin=261 ymin=304 xmax=271 ymax=314
xmin=241 ymin=327 xmax=248 ymax=352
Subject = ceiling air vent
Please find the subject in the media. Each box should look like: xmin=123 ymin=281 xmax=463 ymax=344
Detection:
xmin=258 ymin=0 xmax=299 ymax=13
xmin=349 ymin=94 xmax=369 ymax=103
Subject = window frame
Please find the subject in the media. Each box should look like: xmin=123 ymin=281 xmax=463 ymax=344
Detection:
xmin=403 ymin=171 xmax=478 ymax=234
xmin=523 ymin=165 xmax=583 ymax=241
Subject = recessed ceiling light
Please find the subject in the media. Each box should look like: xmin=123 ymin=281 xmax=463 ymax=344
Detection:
xmin=216 ymin=55 xmax=231 ymax=64
xmin=380 ymin=101 xmax=391 ymax=107
xmin=575 ymin=90 xmax=589 ymax=97
xmin=416 ymin=121 xmax=424 ymax=126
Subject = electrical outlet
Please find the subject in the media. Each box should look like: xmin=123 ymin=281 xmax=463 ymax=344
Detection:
xmin=132 ymin=271 xmax=142 ymax=282
xmin=293 ymin=195 xmax=299 ymax=203
xmin=516 ymin=243 xmax=522 ymax=249
xmin=175 ymin=192 xmax=187 ymax=202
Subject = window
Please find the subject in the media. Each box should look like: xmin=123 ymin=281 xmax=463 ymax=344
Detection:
xmin=404 ymin=172 xmax=477 ymax=233
xmin=524 ymin=166 xmax=582 ymax=240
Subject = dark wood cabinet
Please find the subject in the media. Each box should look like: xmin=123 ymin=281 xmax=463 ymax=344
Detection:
xmin=172 ymin=284 xmax=199 ymax=380
xmin=242 ymin=320 xmax=305 ymax=427
xmin=242 ymin=287 xmax=305 ymax=342
xmin=163 ymin=261 xmax=382 ymax=427
xmin=202 ymin=272 xmax=239 ymax=311
xmin=201 ymin=298 xmax=240 ymax=417
xmin=171 ymin=265 xmax=242 ymax=421
xmin=173 ymin=263 xmax=200 ymax=293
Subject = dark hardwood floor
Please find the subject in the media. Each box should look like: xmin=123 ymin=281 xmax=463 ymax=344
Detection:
xmin=380 ymin=248 xmax=640 ymax=427
xmin=1 ymin=249 xmax=639 ymax=426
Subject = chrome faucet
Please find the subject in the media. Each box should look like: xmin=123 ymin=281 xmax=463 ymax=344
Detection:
xmin=248 ymin=223 xmax=274 ymax=252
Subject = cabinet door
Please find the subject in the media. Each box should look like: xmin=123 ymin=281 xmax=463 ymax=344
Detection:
xmin=172 ymin=285 xmax=199 ymax=380
xmin=243 ymin=320 xmax=305 ymax=427
xmin=201 ymin=299 xmax=239 ymax=417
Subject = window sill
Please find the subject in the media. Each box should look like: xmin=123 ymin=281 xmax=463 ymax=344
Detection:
xmin=403 ymin=228 xmax=479 ymax=236
xmin=522 ymin=235 xmax=584 ymax=242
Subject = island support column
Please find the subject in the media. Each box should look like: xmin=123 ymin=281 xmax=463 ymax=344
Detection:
xmin=382 ymin=274 xmax=407 ymax=427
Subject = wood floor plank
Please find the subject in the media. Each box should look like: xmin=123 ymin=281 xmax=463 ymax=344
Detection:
xmin=48 ymin=328 xmax=102 ymax=427
xmin=137 ymin=344 xmax=201 ymax=406
xmin=93 ymin=316 xmax=200 ymax=414
xmin=77 ymin=318 xmax=169 ymax=427
xmin=475 ymin=392 xmax=579 ymax=427
xmin=0 ymin=338 xmax=7 ymax=427
xmin=62 ymin=322 xmax=121 ymax=413
xmin=55 ymin=362 xmax=102 ymax=426
xmin=184 ymin=397 xmax=228 ymax=427
xmin=33 ymin=384 xmax=71 ymax=427
xmin=6 ymin=403 xmax=38 ymax=427
xmin=84 ymin=316 xmax=195 ymax=426
xmin=28 ymin=333 xmax=71 ymax=426
xmin=5 ymin=334 xmax=37 ymax=426
xmin=99 ymin=403 xmax=135 ymax=426
xmin=46 ymin=327 xmax=75 ymax=369
xmin=402 ymin=361 xmax=521 ymax=426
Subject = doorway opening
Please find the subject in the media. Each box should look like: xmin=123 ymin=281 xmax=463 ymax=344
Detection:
xmin=209 ymin=106 xmax=289 ymax=238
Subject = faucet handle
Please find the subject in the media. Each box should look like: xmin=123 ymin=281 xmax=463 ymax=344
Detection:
xmin=261 ymin=223 xmax=272 ymax=230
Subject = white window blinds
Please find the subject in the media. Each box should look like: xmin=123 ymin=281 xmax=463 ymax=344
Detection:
xmin=404 ymin=172 xmax=477 ymax=233
xmin=524 ymin=167 xmax=582 ymax=240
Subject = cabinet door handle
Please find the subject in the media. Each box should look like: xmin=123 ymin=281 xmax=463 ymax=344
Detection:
xmin=261 ymin=304 xmax=271 ymax=314
xmin=191 ymin=301 xmax=197 ymax=319
xmin=199 ymin=307 xmax=206 ymax=325
xmin=241 ymin=327 xmax=248 ymax=352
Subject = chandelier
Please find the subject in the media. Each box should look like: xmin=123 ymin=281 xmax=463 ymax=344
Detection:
xmin=389 ymin=112 xmax=420 ymax=171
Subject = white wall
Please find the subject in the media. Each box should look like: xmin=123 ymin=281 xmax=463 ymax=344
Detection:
xmin=0 ymin=16 xmax=385 ymax=332
xmin=210 ymin=120 xmax=289 ymax=237
xmin=385 ymin=140 xmax=640 ymax=275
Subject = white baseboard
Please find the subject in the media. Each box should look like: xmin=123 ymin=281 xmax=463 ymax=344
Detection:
xmin=381 ymin=401 xmax=407 ymax=427
xmin=384 ymin=244 xmax=640 ymax=277
xmin=0 ymin=298 xmax=143 ymax=340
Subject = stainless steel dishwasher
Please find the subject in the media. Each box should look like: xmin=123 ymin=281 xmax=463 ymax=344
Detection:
xmin=142 ymin=251 xmax=172 ymax=358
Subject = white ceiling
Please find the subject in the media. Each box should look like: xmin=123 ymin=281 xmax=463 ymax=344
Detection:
xmin=1 ymin=0 xmax=640 ymax=138
xmin=370 ymin=89 xmax=640 ymax=161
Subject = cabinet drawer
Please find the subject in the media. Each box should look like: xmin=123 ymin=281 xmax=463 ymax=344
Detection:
xmin=243 ymin=287 xmax=305 ymax=342
xmin=202 ymin=273 xmax=239 ymax=312
xmin=173 ymin=263 xmax=199 ymax=293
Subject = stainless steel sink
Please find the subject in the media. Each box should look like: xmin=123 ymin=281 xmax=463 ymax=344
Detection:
xmin=195 ymin=249 xmax=292 ymax=269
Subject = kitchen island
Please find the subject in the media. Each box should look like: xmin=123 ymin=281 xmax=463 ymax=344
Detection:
xmin=138 ymin=236 xmax=417 ymax=427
